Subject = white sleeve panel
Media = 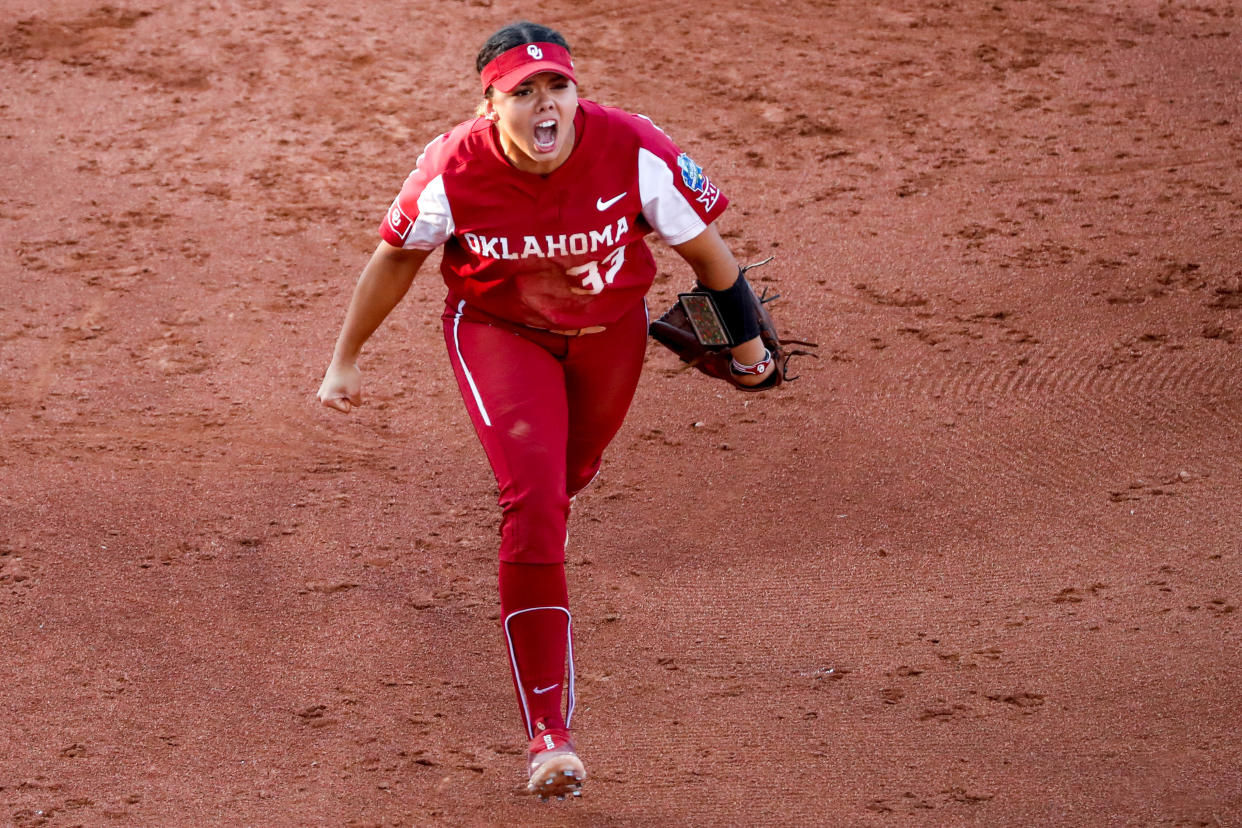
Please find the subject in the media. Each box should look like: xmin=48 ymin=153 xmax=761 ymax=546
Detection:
xmin=638 ymin=147 xmax=707 ymax=246
xmin=404 ymin=173 xmax=455 ymax=250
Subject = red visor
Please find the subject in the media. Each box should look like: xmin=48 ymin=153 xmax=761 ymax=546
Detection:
xmin=480 ymin=42 xmax=576 ymax=93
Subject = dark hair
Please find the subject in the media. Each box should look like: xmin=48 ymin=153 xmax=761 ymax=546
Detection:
xmin=475 ymin=21 xmax=571 ymax=75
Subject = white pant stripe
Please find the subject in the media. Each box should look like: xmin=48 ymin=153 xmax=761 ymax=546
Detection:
xmin=452 ymin=299 xmax=491 ymax=427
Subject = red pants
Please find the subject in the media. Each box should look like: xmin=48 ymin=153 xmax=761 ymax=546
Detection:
xmin=441 ymin=296 xmax=648 ymax=737
xmin=442 ymin=298 xmax=648 ymax=565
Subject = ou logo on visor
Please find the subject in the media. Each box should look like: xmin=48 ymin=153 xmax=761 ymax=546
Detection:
xmin=526 ymin=44 xmax=543 ymax=60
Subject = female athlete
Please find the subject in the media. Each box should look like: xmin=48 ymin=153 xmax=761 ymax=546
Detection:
xmin=316 ymin=21 xmax=770 ymax=799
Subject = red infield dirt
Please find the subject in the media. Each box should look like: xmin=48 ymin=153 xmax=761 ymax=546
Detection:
xmin=2 ymin=1 xmax=1240 ymax=825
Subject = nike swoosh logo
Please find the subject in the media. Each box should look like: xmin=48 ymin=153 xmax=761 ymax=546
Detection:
xmin=596 ymin=192 xmax=626 ymax=211
xmin=532 ymin=684 xmax=560 ymax=695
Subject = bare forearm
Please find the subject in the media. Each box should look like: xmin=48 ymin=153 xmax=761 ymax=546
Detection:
xmin=673 ymin=225 xmax=765 ymax=366
xmin=680 ymin=238 xmax=738 ymax=291
xmin=331 ymin=243 xmax=428 ymax=364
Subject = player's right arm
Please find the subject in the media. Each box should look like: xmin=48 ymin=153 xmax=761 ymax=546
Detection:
xmin=317 ymin=241 xmax=431 ymax=413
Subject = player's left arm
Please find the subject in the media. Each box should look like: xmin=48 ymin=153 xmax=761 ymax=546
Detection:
xmin=671 ymin=223 xmax=768 ymax=385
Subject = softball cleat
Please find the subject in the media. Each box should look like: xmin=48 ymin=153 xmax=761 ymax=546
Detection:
xmin=527 ymin=727 xmax=586 ymax=799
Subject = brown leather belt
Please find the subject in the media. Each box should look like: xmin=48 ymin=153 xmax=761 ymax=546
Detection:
xmin=541 ymin=325 xmax=607 ymax=336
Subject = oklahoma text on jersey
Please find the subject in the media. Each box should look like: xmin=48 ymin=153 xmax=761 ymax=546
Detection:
xmin=378 ymin=100 xmax=729 ymax=329
xmin=463 ymin=217 xmax=630 ymax=260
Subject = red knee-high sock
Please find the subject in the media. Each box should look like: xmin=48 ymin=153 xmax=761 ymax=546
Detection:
xmin=499 ymin=560 xmax=573 ymax=738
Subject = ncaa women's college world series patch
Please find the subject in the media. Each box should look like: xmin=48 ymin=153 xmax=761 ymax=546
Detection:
xmin=677 ymin=153 xmax=720 ymax=211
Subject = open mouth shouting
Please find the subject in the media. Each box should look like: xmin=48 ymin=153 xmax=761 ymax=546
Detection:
xmin=486 ymin=70 xmax=578 ymax=173
xmin=533 ymin=119 xmax=558 ymax=154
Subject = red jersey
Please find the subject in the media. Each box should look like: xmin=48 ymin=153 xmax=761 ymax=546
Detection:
xmin=379 ymin=100 xmax=729 ymax=330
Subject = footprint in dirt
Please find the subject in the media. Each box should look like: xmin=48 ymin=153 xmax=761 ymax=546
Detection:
xmin=983 ymin=691 xmax=1045 ymax=712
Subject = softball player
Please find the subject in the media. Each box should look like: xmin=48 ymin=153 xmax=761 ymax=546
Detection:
xmin=317 ymin=20 xmax=768 ymax=799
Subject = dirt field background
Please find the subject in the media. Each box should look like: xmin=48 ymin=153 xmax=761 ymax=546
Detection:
xmin=2 ymin=0 xmax=1240 ymax=825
